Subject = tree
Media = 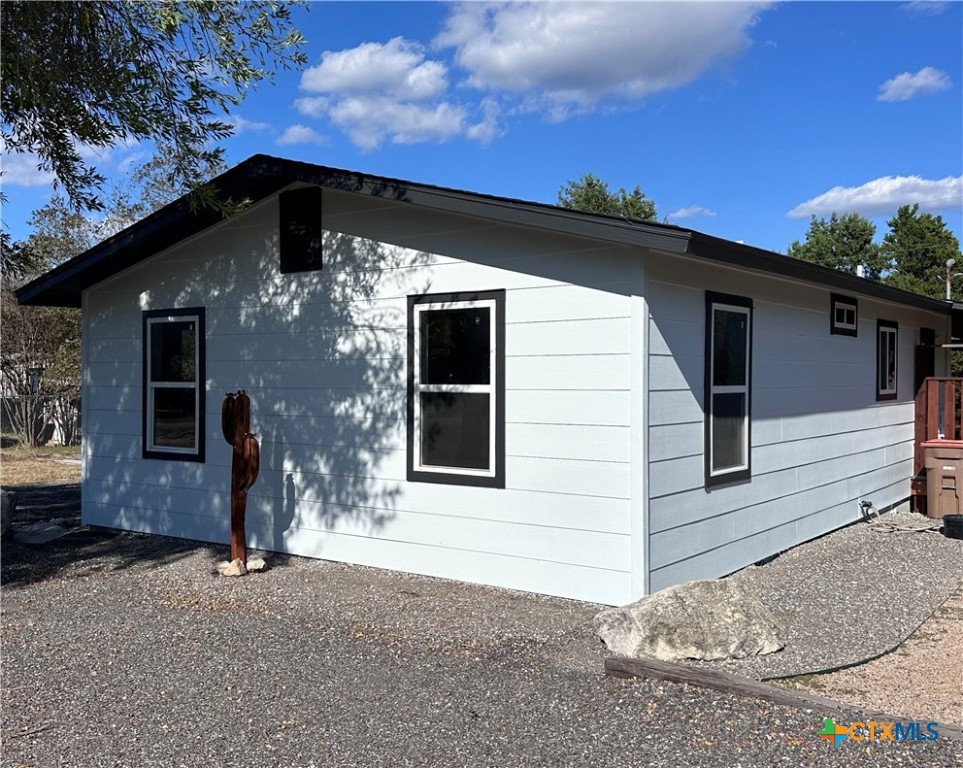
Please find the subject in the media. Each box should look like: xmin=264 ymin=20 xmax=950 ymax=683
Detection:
xmin=0 ymin=147 xmax=229 ymax=446
xmin=881 ymin=204 xmax=963 ymax=300
xmin=1 ymin=1 xmax=306 ymax=211
xmin=558 ymin=173 xmax=657 ymax=222
xmin=787 ymin=212 xmax=885 ymax=279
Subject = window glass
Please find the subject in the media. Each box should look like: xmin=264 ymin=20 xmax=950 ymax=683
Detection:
xmin=420 ymin=392 xmax=490 ymax=470
xmin=712 ymin=393 xmax=746 ymax=471
xmin=420 ymin=308 xmax=490 ymax=385
xmin=878 ymin=326 xmax=897 ymax=394
xmin=150 ymin=321 xmax=197 ymax=382
xmin=153 ymin=388 xmax=197 ymax=448
xmin=712 ymin=309 xmax=748 ymax=387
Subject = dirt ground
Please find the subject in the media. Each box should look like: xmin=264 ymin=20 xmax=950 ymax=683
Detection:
xmin=3 ymin=449 xmax=961 ymax=728
xmin=775 ymin=584 xmax=963 ymax=726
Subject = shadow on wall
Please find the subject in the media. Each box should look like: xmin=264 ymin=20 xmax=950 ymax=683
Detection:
xmin=96 ymin=223 xmax=436 ymax=556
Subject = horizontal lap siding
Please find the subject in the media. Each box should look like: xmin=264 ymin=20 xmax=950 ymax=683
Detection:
xmin=645 ymin=259 xmax=942 ymax=593
xmin=82 ymin=192 xmax=635 ymax=604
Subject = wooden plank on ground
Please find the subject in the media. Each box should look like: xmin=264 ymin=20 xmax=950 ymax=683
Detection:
xmin=604 ymin=656 xmax=963 ymax=742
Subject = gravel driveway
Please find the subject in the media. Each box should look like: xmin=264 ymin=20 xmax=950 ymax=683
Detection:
xmin=2 ymin=486 xmax=961 ymax=767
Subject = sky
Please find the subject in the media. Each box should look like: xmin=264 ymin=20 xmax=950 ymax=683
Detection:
xmin=2 ymin=0 xmax=961 ymax=255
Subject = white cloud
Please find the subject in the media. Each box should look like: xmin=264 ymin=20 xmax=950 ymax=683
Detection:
xmin=302 ymin=37 xmax=447 ymax=101
xmin=787 ymin=175 xmax=963 ymax=219
xmin=668 ymin=205 xmax=718 ymax=220
xmin=294 ymin=37 xmax=496 ymax=150
xmin=435 ymin=2 xmax=770 ymax=114
xmin=0 ymin=148 xmax=55 ymax=187
xmin=326 ymin=98 xmax=466 ymax=152
xmin=276 ymin=124 xmax=327 ymax=146
xmin=465 ymin=98 xmax=503 ymax=144
xmin=230 ymin=115 xmax=272 ymax=134
xmin=902 ymin=1 xmax=949 ymax=14
xmin=878 ymin=66 xmax=951 ymax=102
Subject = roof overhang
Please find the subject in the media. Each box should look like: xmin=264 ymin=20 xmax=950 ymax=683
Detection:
xmin=14 ymin=154 xmax=962 ymax=334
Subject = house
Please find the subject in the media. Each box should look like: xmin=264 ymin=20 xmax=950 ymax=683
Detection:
xmin=17 ymin=155 xmax=963 ymax=605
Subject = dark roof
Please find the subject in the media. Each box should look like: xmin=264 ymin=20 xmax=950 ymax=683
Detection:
xmin=15 ymin=154 xmax=963 ymax=327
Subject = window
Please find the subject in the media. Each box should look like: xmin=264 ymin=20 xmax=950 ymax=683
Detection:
xmin=407 ymin=290 xmax=505 ymax=487
xmin=831 ymin=293 xmax=857 ymax=337
xmin=705 ymin=292 xmax=752 ymax=487
xmin=143 ymin=308 xmax=205 ymax=461
xmin=877 ymin=320 xmax=898 ymax=401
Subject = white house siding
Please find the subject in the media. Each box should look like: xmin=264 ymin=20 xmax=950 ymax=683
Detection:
xmin=645 ymin=255 xmax=949 ymax=592
xmin=82 ymin=189 xmax=640 ymax=604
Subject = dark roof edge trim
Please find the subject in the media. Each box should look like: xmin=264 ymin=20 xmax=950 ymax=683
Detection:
xmin=687 ymin=231 xmax=958 ymax=317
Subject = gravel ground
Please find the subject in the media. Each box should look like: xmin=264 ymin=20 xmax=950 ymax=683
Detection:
xmin=2 ymin=486 xmax=962 ymax=767
xmin=696 ymin=509 xmax=963 ymax=681
xmin=775 ymin=585 xmax=963 ymax=726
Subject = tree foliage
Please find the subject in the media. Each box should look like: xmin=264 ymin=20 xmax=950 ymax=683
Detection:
xmin=557 ymin=172 xmax=657 ymax=222
xmin=787 ymin=212 xmax=885 ymax=279
xmin=1 ymin=0 xmax=306 ymax=211
xmin=880 ymin=204 xmax=963 ymax=300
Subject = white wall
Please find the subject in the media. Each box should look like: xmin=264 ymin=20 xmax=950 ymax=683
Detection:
xmin=82 ymin=189 xmax=640 ymax=604
xmin=644 ymin=255 xmax=947 ymax=591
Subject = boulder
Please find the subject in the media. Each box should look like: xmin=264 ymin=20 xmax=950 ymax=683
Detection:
xmin=594 ymin=579 xmax=784 ymax=662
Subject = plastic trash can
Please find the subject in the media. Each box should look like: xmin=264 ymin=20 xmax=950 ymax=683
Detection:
xmin=921 ymin=440 xmax=963 ymax=519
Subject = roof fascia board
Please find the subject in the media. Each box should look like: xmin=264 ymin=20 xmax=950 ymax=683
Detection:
xmin=687 ymin=231 xmax=955 ymax=317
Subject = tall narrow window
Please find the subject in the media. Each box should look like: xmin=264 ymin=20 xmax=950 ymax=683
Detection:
xmin=143 ymin=308 xmax=205 ymax=461
xmin=877 ymin=320 xmax=898 ymax=401
xmin=407 ymin=290 xmax=505 ymax=487
xmin=705 ymin=292 xmax=752 ymax=487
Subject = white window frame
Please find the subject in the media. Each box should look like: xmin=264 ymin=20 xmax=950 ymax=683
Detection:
xmin=144 ymin=310 xmax=203 ymax=459
xmin=706 ymin=296 xmax=752 ymax=486
xmin=411 ymin=297 xmax=497 ymax=479
xmin=877 ymin=321 xmax=898 ymax=400
xmin=831 ymin=294 xmax=858 ymax=337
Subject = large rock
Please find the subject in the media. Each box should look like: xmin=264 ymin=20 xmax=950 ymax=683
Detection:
xmin=594 ymin=579 xmax=784 ymax=662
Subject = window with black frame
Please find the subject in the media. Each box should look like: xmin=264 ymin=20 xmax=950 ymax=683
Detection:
xmin=705 ymin=292 xmax=752 ymax=487
xmin=407 ymin=290 xmax=505 ymax=487
xmin=142 ymin=308 xmax=205 ymax=461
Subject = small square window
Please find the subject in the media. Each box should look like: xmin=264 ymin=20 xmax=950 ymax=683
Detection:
xmin=831 ymin=294 xmax=857 ymax=337
xmin=407 ymin=290 xmax=505 ymax=488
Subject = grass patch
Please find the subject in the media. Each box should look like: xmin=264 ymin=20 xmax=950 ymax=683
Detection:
xmin=1 ymin=445 xmax=82 ymax=487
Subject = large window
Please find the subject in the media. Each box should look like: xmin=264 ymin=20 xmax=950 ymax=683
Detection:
xmin=877 ymin=320 xmax=898 ymax=401
xmin=705 ymin=292 xmax=752 ymax=487
xmin=143 ymin=308 xmax=205 ymax=461
xmin=407 ymin=290 xmax=505 ymax=487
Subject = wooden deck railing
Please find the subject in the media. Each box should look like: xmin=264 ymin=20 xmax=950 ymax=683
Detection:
xmin=914 ymin=377 xmax=963 ymax=477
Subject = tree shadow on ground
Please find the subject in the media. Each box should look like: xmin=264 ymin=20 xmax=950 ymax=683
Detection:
xmin=0 ymin=483 xmax=299 ymax=588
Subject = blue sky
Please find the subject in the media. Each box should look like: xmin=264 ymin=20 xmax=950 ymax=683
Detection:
xmin=2 ymin=0 xmax=961 ymax=254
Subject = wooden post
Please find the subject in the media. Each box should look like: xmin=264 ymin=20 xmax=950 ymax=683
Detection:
xmin=222 ymin=391 xmax=259 ymax=563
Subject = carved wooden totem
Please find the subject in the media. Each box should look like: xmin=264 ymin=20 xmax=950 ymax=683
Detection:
xmin=221 ymin=390 xmax=259 ymax=563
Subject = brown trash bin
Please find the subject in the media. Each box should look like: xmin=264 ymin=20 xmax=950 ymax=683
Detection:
xmin=921 ymin=439 xmax=963 ymax=519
